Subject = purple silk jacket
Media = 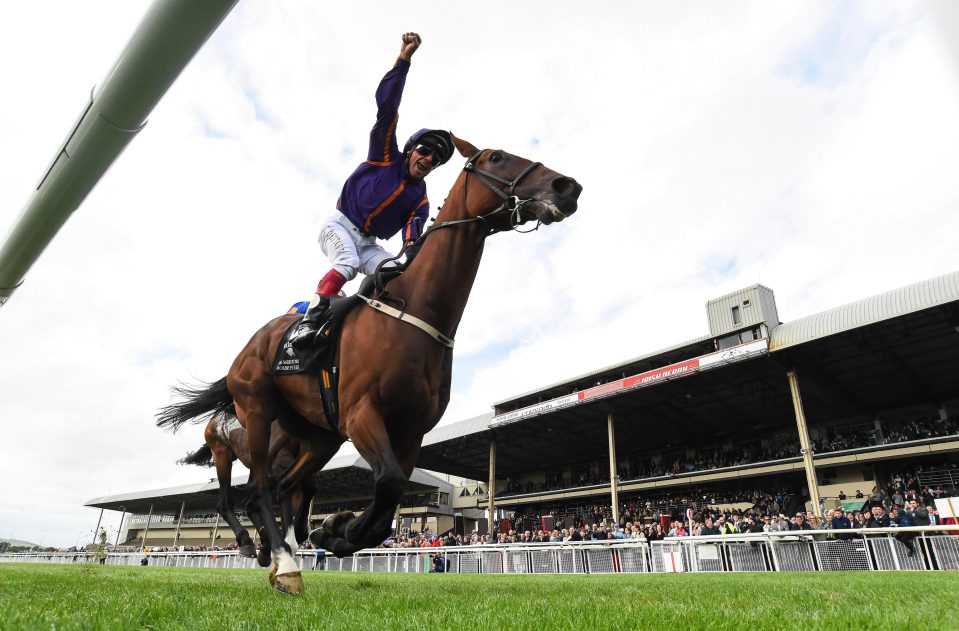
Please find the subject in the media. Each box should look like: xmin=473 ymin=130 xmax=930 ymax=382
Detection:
xmin=336 ymin=59 xmax=430 ymax=242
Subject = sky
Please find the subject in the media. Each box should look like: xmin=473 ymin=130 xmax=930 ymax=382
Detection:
xmin=1 ymin=1 xmax=958 ymax=548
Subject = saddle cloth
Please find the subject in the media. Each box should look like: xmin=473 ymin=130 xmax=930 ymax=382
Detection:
xmin=270 ymin=267 xmax=407 ymax=436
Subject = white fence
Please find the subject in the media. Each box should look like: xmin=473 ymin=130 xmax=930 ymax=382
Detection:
xmin=3 ymin=527 xmax=956 ymax=574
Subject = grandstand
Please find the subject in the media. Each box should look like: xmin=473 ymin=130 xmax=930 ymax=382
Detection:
xmin=85 ymin=271 xmax=959 ymax=547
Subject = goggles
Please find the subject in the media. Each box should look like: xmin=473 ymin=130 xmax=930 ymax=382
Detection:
xmin=413 ymin=144 xmax=438 ymax=157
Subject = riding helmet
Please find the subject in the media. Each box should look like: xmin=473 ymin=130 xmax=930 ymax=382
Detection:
xmin=403 ymin=129 xmax=455 ymax=166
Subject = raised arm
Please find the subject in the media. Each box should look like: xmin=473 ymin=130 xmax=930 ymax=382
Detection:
xmin=367 ymin=33 xmax=422 ymax=164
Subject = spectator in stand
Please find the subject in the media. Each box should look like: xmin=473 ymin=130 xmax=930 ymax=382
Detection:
xmin=890 ymin=507 xmax=918 ymax=556
xmin=864 ymin=504 xmax=891 ymax=530
xmin=929 ymin=506 xmax=942 ymax=527
xmin=838 ymin=490 xmax=847 ymax=500
xmin=852 ymin=511 xmax=867 ymax=528
xmin=718 ymin=515 xmax=739 ymax=535
xmin=807 ymin=515 xmax=827 ymax=540
xmin=905 ymin=499 xmax=931 ymax=531
xmin=790 ymin=514 xmax=812 ymax=531
xmin=430 ymin=551 xmax=446 ymax=573
xmin=699 ymin=517 xmax=721 ymax=536
xmin=831 ymin=506 xmax=853 ymax=540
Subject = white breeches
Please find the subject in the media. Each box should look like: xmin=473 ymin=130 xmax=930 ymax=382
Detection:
xmin=319 ymin=212 xmax=395 ymax=281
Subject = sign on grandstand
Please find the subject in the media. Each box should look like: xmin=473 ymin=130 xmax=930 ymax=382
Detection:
xmin=492 ymin=338 xmax=768 ymax=425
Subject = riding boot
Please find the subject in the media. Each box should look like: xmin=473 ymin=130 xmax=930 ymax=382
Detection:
xmin=289 ymin=294 xmax=330 ymax=349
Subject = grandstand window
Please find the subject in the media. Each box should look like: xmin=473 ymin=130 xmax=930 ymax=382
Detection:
xmin=717 ymin=334 xmax=740 ymax=350
xmin=732 ymin=305 xmax=742 ymax=325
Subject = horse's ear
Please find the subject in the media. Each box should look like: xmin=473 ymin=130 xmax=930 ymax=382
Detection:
xmin=452 ymin=134 xmax=478 ymax=158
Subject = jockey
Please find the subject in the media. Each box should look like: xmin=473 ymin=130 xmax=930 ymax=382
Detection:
xmin=290 ymin=32 xmax=454 ymax=348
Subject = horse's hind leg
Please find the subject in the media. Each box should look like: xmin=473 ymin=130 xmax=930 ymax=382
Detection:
xmin=233 ymin=388 xmax=303 ymax=594
xmin=211 ymin=443 xmax=255 ymax=557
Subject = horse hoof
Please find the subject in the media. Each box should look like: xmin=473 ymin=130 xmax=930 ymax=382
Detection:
xmin=322 ymin=511 xmax=355 ymax=538
xmin=239 ymin=544 xmax=257 ymax=558
xmin=273 ymin=571 xmax=304 ymax=596
xmin=308 ymin=527 xmax=328 ymax=549
xmin=257 ymin=548 xmax=272 ymax=568
xmin=268 ymin=563 xmax=277 ymax=587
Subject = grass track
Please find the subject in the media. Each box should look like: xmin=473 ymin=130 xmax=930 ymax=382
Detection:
xmin=2 ymin=563 xmax=958 ymax=630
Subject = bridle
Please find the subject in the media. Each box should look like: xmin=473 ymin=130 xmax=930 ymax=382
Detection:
xmin=427 ymin=149 xmax=555 ymax=236
xmin=363 ymin=149 xmax=560 ymax=347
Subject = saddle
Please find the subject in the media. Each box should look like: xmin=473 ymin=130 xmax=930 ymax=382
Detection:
xmin=271 ymin=266 xmax=406 ymax=436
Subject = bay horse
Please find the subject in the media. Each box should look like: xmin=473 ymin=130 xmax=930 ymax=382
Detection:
xmin=179 ymin=411 xmax=315 ymax=565
xmin=157 ymin=136 xmax=580 ymax=594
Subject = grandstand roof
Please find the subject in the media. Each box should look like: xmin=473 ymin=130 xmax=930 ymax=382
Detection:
xmin=85 ymin=455 xmax=452 ymax=515
xmin=769 ymin=270 xmax=959 ymax=351
xmin=417 ymin=270 xmax=959 ymax=480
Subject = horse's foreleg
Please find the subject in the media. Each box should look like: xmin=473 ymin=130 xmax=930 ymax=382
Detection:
xmin=276 ymin=436 xmax=340 ymax=550
xmin=340 ymin=407 xmax=409 ymax=549
xmin=279 ymin=487 xmax=298 ymax=555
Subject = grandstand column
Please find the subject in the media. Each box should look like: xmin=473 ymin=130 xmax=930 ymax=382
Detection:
xmin=786 ymin=370 xmax=823 ymax=517
xmin=92 ymin=508 xmax=104 ymax=546
xmin=873 ymin=417 xmax=884 ymax=442
xmin=140 ymin=504 xmax=154 ymax=551
xmin=488 ymin=438 xmax=497 ymax=535
xmin=211 ymin=514 xmax=220 ymax=548
xmin=114 ymin=508 xmax=126 ymax=547
xmin=607 ymin=414 xmax=620 ymax=525
xmin=172 ymin=502 xmax=186 ymax=548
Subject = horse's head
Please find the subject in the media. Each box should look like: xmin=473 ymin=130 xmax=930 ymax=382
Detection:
xmin=451 ymin=136 xmax=581 ymax=232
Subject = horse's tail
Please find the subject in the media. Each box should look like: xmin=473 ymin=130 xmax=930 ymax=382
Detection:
xmin=156 ymin=376 xmax=233 ymax=433
xmin=179 ymin=444 xmax=215 ymax=467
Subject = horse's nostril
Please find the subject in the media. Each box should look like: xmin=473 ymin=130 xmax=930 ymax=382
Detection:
xmin=552 ymin=177 xmax=577 ymax=197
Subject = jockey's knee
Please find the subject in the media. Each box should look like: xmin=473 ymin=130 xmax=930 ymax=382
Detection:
xmin=331 ymin=262 xmax=358 ymax=282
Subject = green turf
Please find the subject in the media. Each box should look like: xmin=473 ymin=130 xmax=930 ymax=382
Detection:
xmin=1 ymin=563 xmax=958 ymax=630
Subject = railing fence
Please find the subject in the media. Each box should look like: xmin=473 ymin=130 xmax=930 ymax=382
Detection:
xmin=3 ymin=527 xmax=955 ymax=574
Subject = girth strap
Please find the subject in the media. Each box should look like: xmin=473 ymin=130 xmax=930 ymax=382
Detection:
xmin=359 ymin=296 xmax=455 ymax=348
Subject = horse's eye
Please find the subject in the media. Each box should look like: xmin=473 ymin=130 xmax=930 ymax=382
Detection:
xmin=489 ymin=152 xmax=504 ymax=164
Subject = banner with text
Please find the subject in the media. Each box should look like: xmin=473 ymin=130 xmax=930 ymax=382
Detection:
xmin=491 ymin=338 xmax=768 ymax=425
